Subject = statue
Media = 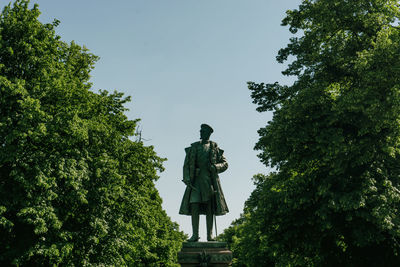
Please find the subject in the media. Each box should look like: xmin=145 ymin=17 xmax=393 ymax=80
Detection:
xmin=179 ymin=124 xmax=229 ymax=242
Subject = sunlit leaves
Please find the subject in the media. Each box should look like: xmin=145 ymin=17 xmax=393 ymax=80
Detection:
xmin=0 ymin=1 xmax=184 ymax=266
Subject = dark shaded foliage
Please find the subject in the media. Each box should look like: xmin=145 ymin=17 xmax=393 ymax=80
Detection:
xmin=222 ymin=0 xmax=400 ymax=266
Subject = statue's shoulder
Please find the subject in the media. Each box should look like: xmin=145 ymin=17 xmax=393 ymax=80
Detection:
xmin=191 ymin=141 xmax=201 ymax=147
xmin=209 ymin=141 xmax=221 ymax=150
xmin=210 ymin=141 xmax=224 ymax=154
xmin=185 ymin=141 xmax=200 ymax=154
xmin=209 ymin=140 xmax=218 ymax=147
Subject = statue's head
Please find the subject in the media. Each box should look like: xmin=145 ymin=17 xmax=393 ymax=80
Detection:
xmin=200 ymin=124 xmax=213 ymax=141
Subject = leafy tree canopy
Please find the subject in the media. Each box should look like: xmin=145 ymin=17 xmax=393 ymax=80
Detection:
xmin=0 ymin=1 xmax=185 ymax=266
xmin=223 ymin=0 xmax=400 ymax=265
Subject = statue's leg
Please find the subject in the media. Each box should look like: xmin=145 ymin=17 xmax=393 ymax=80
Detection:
xmin=206 ymin=200 xmax=215 ymax=241
xmin=188 ymin=203 xmax=199 ymax=242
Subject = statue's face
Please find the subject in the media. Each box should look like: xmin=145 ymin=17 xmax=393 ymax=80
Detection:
xmin=200 ymin=128 xmax=211 ymax=141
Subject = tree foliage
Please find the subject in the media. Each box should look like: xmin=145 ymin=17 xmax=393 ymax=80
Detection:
xmin=0 ymin=1 xmax=185 ymax=266
xmin=223 ymin=0 xmax=400 ymax=265
xmin=219 ymin=175 xmax=275 ymax=267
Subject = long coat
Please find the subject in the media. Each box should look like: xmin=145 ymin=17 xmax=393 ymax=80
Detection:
xmin=179 ymin=140 xmax=229 ymax=216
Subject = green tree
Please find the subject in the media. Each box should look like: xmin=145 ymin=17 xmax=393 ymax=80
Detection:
xmin=224 ymin=0 xmax=400 ymax=265
xmin=219 ymin=175 xmax=275 ymax=267
xmin=0 ymin=1 xmax=185 ymax=266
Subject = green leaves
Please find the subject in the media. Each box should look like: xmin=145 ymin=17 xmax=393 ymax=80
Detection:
xmin=0 ymin=1 xmax=184 ymax=266
xmin=223 ymin=0 xmax=400 ymax=265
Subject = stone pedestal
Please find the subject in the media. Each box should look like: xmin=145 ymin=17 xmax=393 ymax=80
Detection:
xmin=178 ymin=241 xmax=232 ymax=267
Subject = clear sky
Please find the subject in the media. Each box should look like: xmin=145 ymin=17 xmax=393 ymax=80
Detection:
xmin=23 ymin=0 xmax=302 ymax=240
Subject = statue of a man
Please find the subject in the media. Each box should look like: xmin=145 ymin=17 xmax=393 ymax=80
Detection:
xmin=179 ymin=124 xmax=229 ymax=242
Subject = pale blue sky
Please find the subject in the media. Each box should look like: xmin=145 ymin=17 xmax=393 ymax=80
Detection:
xmin=26 ymin=0 xmax=302 ymax=240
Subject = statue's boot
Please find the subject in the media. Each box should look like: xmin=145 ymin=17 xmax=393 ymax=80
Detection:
xmin=206 ymin=212 xmax=215 ymax=241
xmin=188 ymin=234 xmax=199 ymax=242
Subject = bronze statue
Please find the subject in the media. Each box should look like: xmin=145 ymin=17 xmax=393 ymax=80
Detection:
xmin=179 ymin=124 xmax=228 ymax=242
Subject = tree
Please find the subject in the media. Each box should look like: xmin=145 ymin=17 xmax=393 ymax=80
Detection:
xmin=219 ymin=175 xmax=275 ymax=267
xmin=223 ymin=0 xmax=400 ymax=265
xmin=0 ymin=1 xmax=185 ymax=266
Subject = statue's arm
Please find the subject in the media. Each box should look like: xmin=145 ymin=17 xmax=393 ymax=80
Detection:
xmin=183 ymin=147 xmax=191 ymax=184
xmin=214 ymin=149 xmax=228 ymax=174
